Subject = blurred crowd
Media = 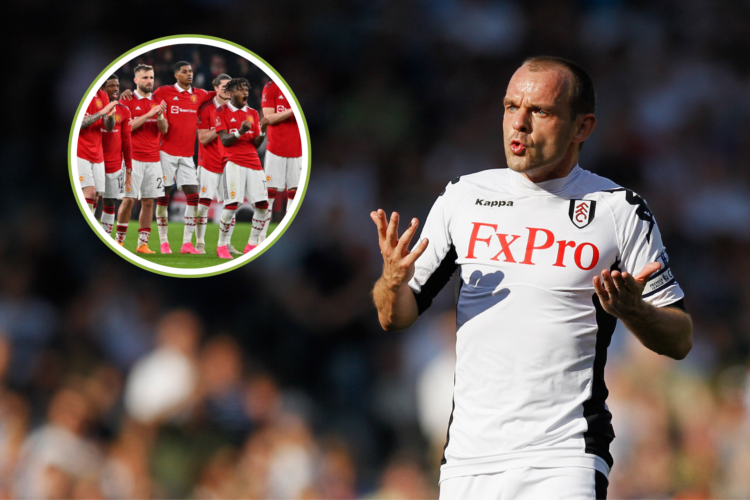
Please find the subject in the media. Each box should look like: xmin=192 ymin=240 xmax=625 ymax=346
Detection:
xmin=5 ymin=0 xmax=750 ymax=498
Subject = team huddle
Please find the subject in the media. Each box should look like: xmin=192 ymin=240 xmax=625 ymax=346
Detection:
xmin=76 ymin=61 xmax=302 ymax=259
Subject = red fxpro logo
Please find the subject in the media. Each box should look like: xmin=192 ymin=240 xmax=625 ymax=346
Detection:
xmin=465 ymin=222 xmax=600 ymax=270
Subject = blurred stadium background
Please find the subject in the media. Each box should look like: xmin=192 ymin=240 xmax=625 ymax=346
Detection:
xmin=5 ymin=0 xmax=750 ymax=498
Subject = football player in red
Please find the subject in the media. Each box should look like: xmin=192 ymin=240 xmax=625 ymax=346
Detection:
xmin=152 ymin=61 xmax=216 ymax=255
xmin=99 ymin=75 xmax=132 ymax=235
xmin=215 ymin=78 xmax=268 ymax=259
xmin=115 ymin=65 xmax=168 ymax=254
xmin=261 ymin=80 xmax=303 ymax=241
xmin=78 ymin=84 xmax=117 ymax=213
xmin=195 ymin=73 xmax=232 ymax=254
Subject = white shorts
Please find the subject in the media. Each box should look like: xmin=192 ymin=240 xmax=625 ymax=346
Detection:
xmin=223 ymin=162 xmax=267 ymax=207
xmin=197 ymin=167 xmax=224 ymax=202
xmin=126 ymin=160 xmax=165 ymax=199
xmin=439 ymin=467 xmax=607 ymax=500
xmin=160 ymin=151 xmax=198 ymax=189
xmin=104 ymin=164 xmax=125 ymax=200
xmin=77 ymin=157 xmax=105 ymax=192
xmin=264 ymin=150 xmax=302 ymax=191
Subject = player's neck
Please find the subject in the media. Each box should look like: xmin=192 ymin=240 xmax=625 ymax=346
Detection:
xmin=216 ymin=96 xmax=229 ymax=106
xmin=230 ymin=99 xmax=244 ymax=109
xmin=522 ymin=147 xmax=579 ymax=183
xmin=176 ymin=82 xmax=191 ymax=91
xmin=135 ymin=88 xmax=151 ymax=99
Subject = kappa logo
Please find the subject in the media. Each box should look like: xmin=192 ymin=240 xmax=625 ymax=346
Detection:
xmin=568 ymin=200 xmax=596 ymax=229
xmin=475 ymin=198 xmax=514 ymax=208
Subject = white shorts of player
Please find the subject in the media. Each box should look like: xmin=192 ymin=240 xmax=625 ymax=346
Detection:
xmin=104 ymin=162 xmax=125 ymax=200
xmin=197 ymin=166 xmax=224 ymax=202
xmin=77 ymin=157 xmax=104 ymax=192
xmin=222 ymin=161 xmax=267 ymax=206
xmin=160 ymin=151 xmax=198 ymax=189
xmin=125 ymin=160 xmax=166 ymax=199
xmin=264 ymin=150 xmax=302 ymax=191
xmin=439 ymin=467 xmax=602 ymax=500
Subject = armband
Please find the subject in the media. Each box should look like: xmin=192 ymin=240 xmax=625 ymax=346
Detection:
xmin=234 ymin=130 xmax=242 ymax=138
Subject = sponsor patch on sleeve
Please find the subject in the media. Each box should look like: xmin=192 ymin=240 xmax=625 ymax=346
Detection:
xmin=642 ymin=251 xmax=676 ymax=298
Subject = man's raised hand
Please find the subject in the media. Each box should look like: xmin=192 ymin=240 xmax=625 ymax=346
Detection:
xmin=593 ymin=262 xmax=662 ymax=319
xmin=370 ymin=209 xmax=429 ymax=289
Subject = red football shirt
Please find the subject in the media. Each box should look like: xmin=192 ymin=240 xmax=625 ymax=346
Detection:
xmin=102 ymin=103 xmax=133 ymax=174
xmin=119 ymin=91 xmax=163 ymax=162
xmin=153 ymin=84 xmax=215 ymax=157
xmin=261 ymin=82 xmax=302 ymax=158
xmin=215 ymin=103 xmax=262 ymax=170
xmin=77 ymin=89 xmax=110 ymax=163
xmin=196 ymin=97 xmax=226 ymax=174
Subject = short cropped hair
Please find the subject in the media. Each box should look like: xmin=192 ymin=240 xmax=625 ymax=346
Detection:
xmin=225 ymin=78 xmax=250 ymax=93
xmin=105 ymin=74 xmax=119 ymax=82
xmin=213 ymin=73 xmax=232 ymax=87
xmin=173 ymin=61 xmax=191 ymax=73
xmin=134 ymin=64 xmax=153 ymax=76
xmin=522 ymin=56 xmax=596 ymax=118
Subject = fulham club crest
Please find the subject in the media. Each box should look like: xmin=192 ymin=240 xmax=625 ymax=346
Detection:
xmin=568 ymin=200 xmax=596 ymax=229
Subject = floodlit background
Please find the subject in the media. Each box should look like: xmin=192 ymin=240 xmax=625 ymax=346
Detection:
xmin=4 ymin=0 xmax=750 ymax=498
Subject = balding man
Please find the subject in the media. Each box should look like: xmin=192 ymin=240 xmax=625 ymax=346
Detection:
xmin=371 ymin=56 xmax=693 ymax=499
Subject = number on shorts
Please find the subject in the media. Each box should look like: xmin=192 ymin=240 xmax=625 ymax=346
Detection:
xmin=156 ymin=176 xmax=163 ymax=188
xmin=117 ymin=176 xmax=123 ymax=190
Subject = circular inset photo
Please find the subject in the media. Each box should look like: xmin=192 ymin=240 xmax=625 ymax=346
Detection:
xmin=69 ymin=36 xmax=310 ymax=277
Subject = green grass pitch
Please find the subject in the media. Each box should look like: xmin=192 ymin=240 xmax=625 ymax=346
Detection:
xmin=116 ymin=221 xmax=279 ymax=268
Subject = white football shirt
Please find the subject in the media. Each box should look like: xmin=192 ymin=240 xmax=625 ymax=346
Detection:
xmin=408 ymin=166 xmax=684 ymax=483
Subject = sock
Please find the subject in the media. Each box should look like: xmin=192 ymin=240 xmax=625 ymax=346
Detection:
xmin=86 ymin=198 xmax=95 ymax=213
xmin=249 ymin=205 xmax=268 ymax=245
xmin=115 ymin=224 xmax=128 ymax=244
xmin=156 ymin=196 xmax=170 ymax=244
xmin=227 ymin=217 xmax=237 ymax=246
xmin=262 ymin=189 xmax=277 ymax=243
xmin=93 ymin=196 xmax=100 ymax=219
xmin=287 ymin=188 xmax=297 ymax=213
xmin=101 ymin=206 xmax=116 ymax=235
xmin=218 ymin=206 xmax=237 ymax=247
xmin=138 ymin=227 xmax=151 ymax=247
xmin=182 ymin=193 xmax=199 ymax=244
xmin=196 ymin=200 xmax=210 ymax=244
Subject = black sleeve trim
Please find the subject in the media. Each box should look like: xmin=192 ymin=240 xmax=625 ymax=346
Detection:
xmin=412 ymin=244 xmax=458 ymax=315
xmin=661 ymin=298 xmax=686 ymax=312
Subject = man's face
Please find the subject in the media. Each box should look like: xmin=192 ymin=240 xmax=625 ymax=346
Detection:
xmin=134 ymin=70 xmax=154 ymax=94
xmin=230 ymin=84 xmax=249 ymax=107
xmin=102 ymin=79 xmax=120 ymax=101
xmin=503 ymin=65 xmax=578 ymax=178
xmin=215 ymin=79 xmax=230 ymax=100
xmin=175 ymin=65 xmax=193 ymax=86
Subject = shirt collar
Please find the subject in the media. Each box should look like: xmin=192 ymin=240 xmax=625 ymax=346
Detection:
xmin=134 ymin=90 xmax=152 ymax=100
xmin=175 ymin=83 xmax=192 ymax=93
xmin=228 ymin=101 xmax=248 ymax=112
xmin=511 ymin=165 xmax=583 ymax=195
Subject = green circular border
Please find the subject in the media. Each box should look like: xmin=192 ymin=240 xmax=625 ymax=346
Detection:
xmin=68 ymin=35 xmax=312 ymax=278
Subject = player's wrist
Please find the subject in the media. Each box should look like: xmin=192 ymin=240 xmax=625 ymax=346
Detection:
xmin=234 ymin=130 xmax=244 ymax=138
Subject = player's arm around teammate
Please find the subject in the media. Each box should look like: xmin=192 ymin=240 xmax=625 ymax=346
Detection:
xmin=371 ymin=210 xmax=429 ymax=331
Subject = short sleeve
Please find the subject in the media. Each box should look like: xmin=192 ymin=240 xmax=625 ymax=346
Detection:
xmin=214 ymin=110 xmax=227 ymax=132
xmin=408 ymin=178 xmax=465 ymax=314
xmin=261 ymin=84 xmax=274 ymax=109
xmin=608 ymin=189 xmax=685 ymax=308
xmin=252 ymin=110 xmax=260 ymax=136
xmin=197 ymin=105 xmax=209 ymax=130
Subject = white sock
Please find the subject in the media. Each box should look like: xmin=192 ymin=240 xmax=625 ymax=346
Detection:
xmin=249 ymin=208 xmax=268 ymax=245
xmin=138 ymin=228 xmax=151 ymax=247
xmin=183 ymin=204 xmax=197 ymax=244
xmin=196 ymin=204 xmax=209 ymax=244
xmin=227 ymin=217 xmax=237 ymax=245
xmin=156 ymin=203 xmax=169 ymax=245
xmin=260 ymin=207 xmax=273 ymax=243
xmin=218 ymin=208 xmax=236 ymax=247
xmin=101 ymin=211 xmax=115 ymax=235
